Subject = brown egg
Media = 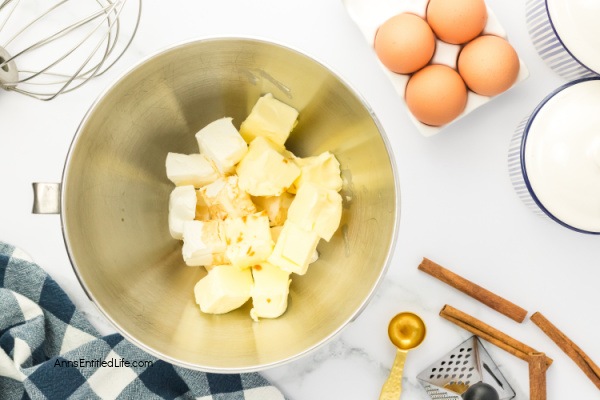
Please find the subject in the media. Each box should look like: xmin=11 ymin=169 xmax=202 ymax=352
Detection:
xmin=374 ymin=13 xmax=436 ymax=74
xmin=427 ymin=0 xmax=488 ymax=44
xmin=405 ymin=65 xmax=468 ymax=126
xmin=458 ymin=35 xmax=520 ymax=96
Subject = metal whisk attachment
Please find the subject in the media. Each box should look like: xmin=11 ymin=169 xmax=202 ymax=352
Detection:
xmin=0 ymin=0 xmax=141 ymax=100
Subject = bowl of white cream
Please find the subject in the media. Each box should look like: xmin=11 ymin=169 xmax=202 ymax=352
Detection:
xmin=509 ymin=78 xmax=600 ymax=234
xmin=526 ymin=0 xmax=600 ymax=80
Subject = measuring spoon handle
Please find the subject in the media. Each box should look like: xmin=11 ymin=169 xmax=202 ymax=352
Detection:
xmin=379 ymin=349 xmax=408 ymax=400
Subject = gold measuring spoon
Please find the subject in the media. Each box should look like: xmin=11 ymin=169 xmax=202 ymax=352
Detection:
xmin=379 ymin=312 xmax=426 ymax=400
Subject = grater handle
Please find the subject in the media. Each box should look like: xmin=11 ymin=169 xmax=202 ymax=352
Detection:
xmin=379 ymin=349 xmax=407 ymax=400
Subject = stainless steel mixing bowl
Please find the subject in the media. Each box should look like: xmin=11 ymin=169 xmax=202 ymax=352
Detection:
xmin=58 ymin=37 xmax=398 ymax=372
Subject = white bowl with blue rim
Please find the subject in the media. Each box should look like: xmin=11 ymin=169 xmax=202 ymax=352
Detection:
xmin=526 ymin=0 xmax=600 ymax=80
xmin=509 ymin=78 xmax=600 ymax=234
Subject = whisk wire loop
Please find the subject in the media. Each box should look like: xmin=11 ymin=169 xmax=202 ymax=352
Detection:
xmin=0 ymin=0 xmax=141 ymax=100
xmin=16 ymin=2 xmax=120 ymax=83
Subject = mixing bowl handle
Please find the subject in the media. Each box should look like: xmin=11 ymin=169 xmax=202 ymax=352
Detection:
xmin=32 ymin=183 xmax=61 ymax=214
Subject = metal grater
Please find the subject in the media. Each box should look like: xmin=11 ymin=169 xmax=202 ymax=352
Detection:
xmin=417 ymin=336 xmax=515 ymax=400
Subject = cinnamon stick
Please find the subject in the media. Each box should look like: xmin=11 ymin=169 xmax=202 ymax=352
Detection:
xmin=528 ymin=352 xmax=548 ymax=400
xmin=531 ymin=311 xmax=600 ymax=390
xmin=419 ymin=258 xmax=528 ymax=322
xmin=440 ymin=305 xmax=552 ymax=366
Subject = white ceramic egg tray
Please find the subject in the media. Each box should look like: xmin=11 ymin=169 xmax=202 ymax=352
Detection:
xmin=342 ymin=0 xmax=529 ymax=137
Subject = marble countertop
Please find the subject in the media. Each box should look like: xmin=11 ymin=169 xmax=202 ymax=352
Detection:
xmin=2 ymin=0 xmax=599 ymax=399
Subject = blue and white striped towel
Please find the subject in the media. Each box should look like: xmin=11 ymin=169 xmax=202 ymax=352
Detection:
xmin=0 ymin=241 xmax=286 ymax=400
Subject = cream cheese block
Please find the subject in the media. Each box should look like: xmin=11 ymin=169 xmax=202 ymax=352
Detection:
xmin=287 ymin=182 xmax=342 ymax=241
xmin=236 ymin=137 xmax=300 ymax=196
xmin=239 ymin=93 xmax=299 ymax=146
xmin=194 ymin=265 xmax=253 ymax=314
xmin=291 ymin=151 xmax=343 ymax=193
xmin=224 ymin=212 xmax=273 ymax=268
xmin=165 ymin=153 xmax=219 ymax=188
xmin=250 ymin=263 xmax=291 ymax=321
xmin=268 ymin=220 xmax=320 ymax=275
xmin=195 ymin=117 xmax=248 ymax=174
xmin=198 ymin=176 xmax=257 ymax=220
xmin=182 ymin=220 xmax=227 ymax=267
xmin=168 ymin=185 xmax=197 ymax=239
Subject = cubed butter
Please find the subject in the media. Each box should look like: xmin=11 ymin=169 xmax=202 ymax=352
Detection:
xmin=239 ymin=93 xmax=299 ymax=146
xmin=199 ymin=176 xmax=256 ymax=220
xmin=252 ymin=192 xmax=294 ymax=226
xmin=271 ymin=225 xmax=318 ymax=263
xmin=194 ymin=265 xmax=253 ymax=314
xmin=236 ymin=137 xmax=300 ymax=196
xmin=203 ymin=258 xmax=230 ymax=273
xmin=287 ymin=182 xmax=342 ymax=241
xmin=224 ymin=213 xmax=273 ymax=268
xmin=182 ymin=220 xmax=227 ymax=267
xmin=196 ymin=117 xmax=247 ymax=174
xmin=166 ymin=153 xmax=219 ymax=188
xmin=267 ymin=221 xmax=320 ymax=275
xmin=168 ymin=185 xmax=197 ymax=239
xmin=292 ymin=151 xmax=343 ymax=193
xmin=250 ymin=263 xmax=291 ymax=321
